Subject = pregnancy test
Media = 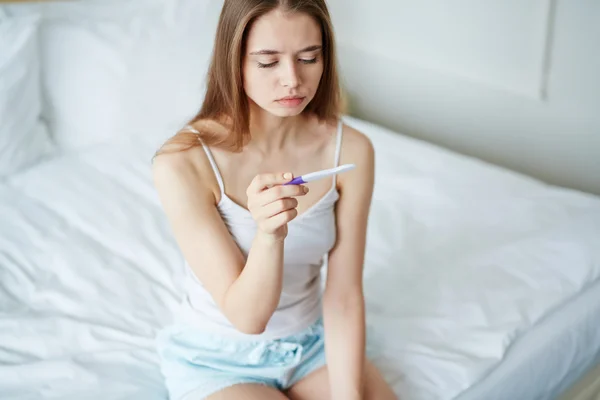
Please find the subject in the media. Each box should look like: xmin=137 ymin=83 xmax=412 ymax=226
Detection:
xmin=284 ymin=164 xmax=356 ymax=185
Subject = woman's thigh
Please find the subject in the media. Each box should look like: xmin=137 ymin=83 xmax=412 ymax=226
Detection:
xmin=200 ymin=383 xmax=289 ymax=400
xmin=285 ymin=360 xmax=397 ymax=400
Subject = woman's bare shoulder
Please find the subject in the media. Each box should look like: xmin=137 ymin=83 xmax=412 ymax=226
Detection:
xmin=153 ymin=133 xmax=204 ymax=178
xmin=336 ymin=123 xmax=375 ymax=192
xmin=340 ymin=122 xmax=374 ymax=163
xmin=152 ymin=128 xmax=221 ymax=202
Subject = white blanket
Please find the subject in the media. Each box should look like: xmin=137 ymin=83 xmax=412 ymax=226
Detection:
xmin=1 ymin=116 xmax=599 ymax=399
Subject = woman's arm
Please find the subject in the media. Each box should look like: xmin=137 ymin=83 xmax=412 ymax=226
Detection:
xmin=323 ymin=127 xmax=375 ymax=400
xmin=153 ymin=147 xmax=305 ymax=334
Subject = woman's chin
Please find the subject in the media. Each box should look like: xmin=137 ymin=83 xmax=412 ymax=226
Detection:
xmin=266 ymin=103 xmax=308 ymax=117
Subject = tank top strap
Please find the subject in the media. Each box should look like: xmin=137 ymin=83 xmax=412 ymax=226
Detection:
xmin=183 ymin=125 xmax=225 ymax=195
xmin=332 ymin=120 xmax=344 ymax=187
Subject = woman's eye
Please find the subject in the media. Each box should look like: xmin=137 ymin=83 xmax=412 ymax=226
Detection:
xmin=257 ymin=61 xmax=277 ymax=68
xmin=257 ymin=57 xmax=317 ymax=68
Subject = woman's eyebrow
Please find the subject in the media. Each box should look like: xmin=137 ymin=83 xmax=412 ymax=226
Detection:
xmin=249 ymin=45 xmax=322 ymax=55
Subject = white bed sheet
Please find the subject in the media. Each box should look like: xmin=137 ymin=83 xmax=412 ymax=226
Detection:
xmin=347 ymin=117 xmax=600 ymax=399
xmin=456 ymin=276 xmax=600 ymax=400
xmin=1 ymin=117 xmax=600 ymax=400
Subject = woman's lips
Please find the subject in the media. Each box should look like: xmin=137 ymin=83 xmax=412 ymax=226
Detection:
xmin=276 ymin=96 xmax=305 ymax=107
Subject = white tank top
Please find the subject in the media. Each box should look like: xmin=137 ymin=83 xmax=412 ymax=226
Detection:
xmin=174 ymin=120 xmax=343 ymax=340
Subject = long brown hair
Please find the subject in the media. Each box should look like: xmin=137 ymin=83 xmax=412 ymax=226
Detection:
xmin=156 ymin=0 xmax=342 ymax=156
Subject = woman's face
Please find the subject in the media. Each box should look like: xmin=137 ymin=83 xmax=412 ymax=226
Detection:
xmin=243 ymin=9 xmax=324 ymax=117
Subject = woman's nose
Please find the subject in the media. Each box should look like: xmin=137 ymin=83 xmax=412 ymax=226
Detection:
xmin=280 ymin=61 xmax=300 ymax=88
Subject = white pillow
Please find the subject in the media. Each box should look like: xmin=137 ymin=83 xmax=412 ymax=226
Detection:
xmin=0 ymin=11 xmax=53 ymax=177
xmin=39 ymin=0 xmax=217 ymax=151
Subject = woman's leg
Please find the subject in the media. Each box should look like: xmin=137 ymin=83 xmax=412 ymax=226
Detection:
xmin=203 ymin=383 xmax=290 ymax=400
xmin=286 ymin=360 xmax=397 ymax=400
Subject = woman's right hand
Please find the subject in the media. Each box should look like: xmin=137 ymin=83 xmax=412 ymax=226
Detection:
xmin=246 ymin=172 xmax=309 ymax=242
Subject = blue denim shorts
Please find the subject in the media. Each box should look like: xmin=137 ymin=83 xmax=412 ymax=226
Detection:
xmin=155 ymin=318 xmax=326 ymax=400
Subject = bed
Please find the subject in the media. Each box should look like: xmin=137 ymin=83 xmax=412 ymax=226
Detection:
xmin=1 ymin=2 xmax=600 ymax=400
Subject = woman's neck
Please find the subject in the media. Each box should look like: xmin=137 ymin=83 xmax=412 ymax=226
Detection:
xmin=247 ymin=104 xmax=308 ymax=154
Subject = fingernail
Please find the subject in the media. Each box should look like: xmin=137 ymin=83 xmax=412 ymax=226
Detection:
xmin=284 ymin=173 xmax=292 ymax=179
xmin=303 ymin=186 xmax=309 ymax=193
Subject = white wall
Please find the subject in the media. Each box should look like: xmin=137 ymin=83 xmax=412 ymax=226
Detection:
xmin=328 ymin=0 xmax=600 ymax=195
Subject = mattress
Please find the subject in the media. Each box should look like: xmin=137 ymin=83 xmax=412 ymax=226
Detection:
xmin=456 ymin=277 xmax=600 ymax=400
xmin=1 ymin=117 xmax=599 ymax=400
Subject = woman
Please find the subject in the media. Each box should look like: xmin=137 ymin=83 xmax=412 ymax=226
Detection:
xmin=153 ymin=1 xmax=397 ymax=399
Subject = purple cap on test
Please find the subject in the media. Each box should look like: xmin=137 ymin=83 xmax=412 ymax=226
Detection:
xmin=286 ymin=176 xmax=307 ymax=185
